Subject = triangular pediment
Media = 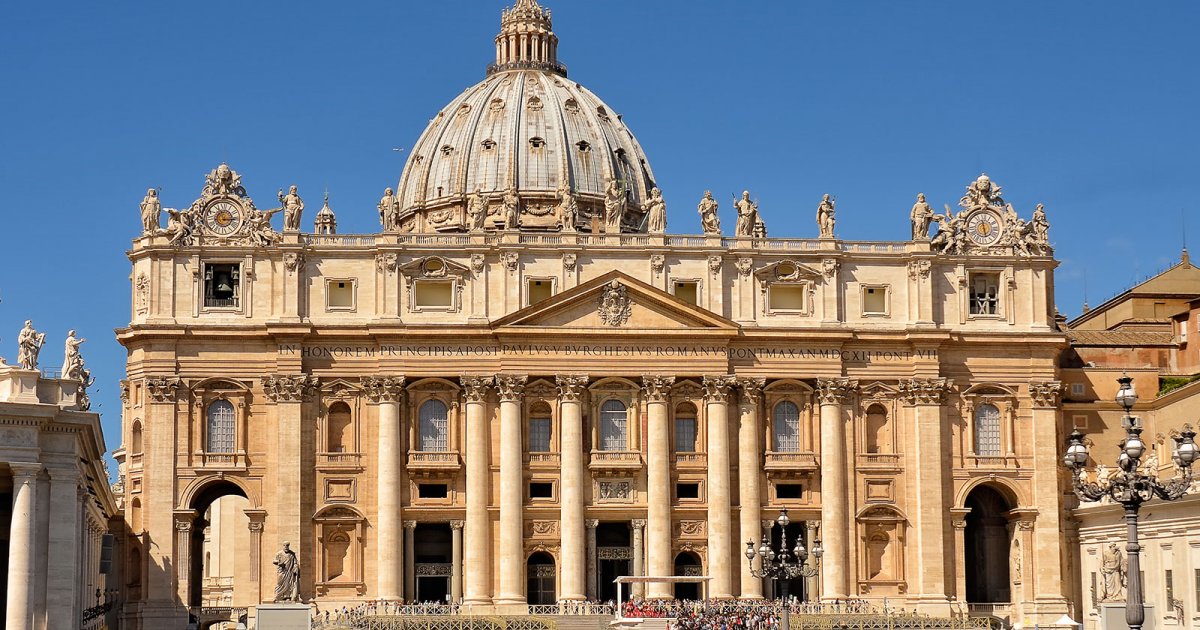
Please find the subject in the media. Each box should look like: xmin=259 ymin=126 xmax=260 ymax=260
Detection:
xmin=493 ymin=270 xmax=739 ymax=333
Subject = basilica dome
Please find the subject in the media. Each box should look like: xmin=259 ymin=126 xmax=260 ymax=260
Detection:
xmin=394 ymin=0 xmax=658 ymax=233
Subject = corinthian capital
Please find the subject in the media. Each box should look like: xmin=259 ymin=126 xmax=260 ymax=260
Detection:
xmin=146 ymin=377 xmax=182 ymax=403
xmin=1028 ymin=381 xmax=1065 ymax=409
xmin=703 ymin=375 xmax=737 ymax=404
xmin=641 ymin=374 xmax=676 ymax=403
xmin=898 ymin=378 xmax=950 ymax=405
xmin=363 ymin=376 xmax=406 ymax=403
xmin=495 ymin=374 xmax=528 ymax=402
xmin=556 ymin=374 xmax=589 ymax=403
xmin=460 ymin=375 xmax=493 ymax=403
xmin=263 ymin=374 xmax=319 ymax=403
xmin=736 ymin=377 xmax=767 ymax=405
xmin=816 ymin=378 xmax=858 ymax=405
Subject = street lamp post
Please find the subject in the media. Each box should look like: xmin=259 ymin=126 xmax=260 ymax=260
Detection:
xmin=1063 ymin=375 xmax=1198 ymax=630
xmin=745 ymin=508 xmax=822 ymax=630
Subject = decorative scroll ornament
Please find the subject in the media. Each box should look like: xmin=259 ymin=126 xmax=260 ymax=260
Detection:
xmin=119 ymin=380 xmax=130 ymax=403
xmin=736 ymin=257 xmax=754 ymax=277
xmin=708 ymin=255 xmax=723 ymax=275
xmin=470 ymin=254 xmax=486 ymax=276
xmin=562 ymin=253 xmax=577 ymax=272
xmin=163 ymin=163 xmax=282 ymax=248
xmin=1028 ymin=380 xmax=1065 ymax=408
xmin=650 ymin=254 xmax=665 ymax=276
xmin=679 ymin=520 xmax=706 ymax=536
xmin=641 ymin=374 xmax=676 ymax=403
xmin=146 ymin=377 xmax=182 ymax=402
xmin=816 ymin=377 xmax=858 ymax=405
xmin=556 ymin=374 xmax=589 ymax=402
xmin=737 ymin=377 xmax=767 ymax=405
xmin=283 ymin=251 xmax=305 ymax=273
xmin=362 ymin=376 xmax=406 ymax=403
xmin=703 ymin=375 xmax=737 ymax=403
xmin=502 ymin=251 xmax=520 ymax=272
xmin=821 ymin=259 xmax=840 ymax=279
xmin=531 ymin=521 xmax=557 ymax=536
xmin=263 ymin=374 xmax=319 ymax=403
xmin=907 ymin=259 xmax=931 ymax=280
xmin=598 ymin=280 xmax=633 ymax=327
xmin=898 ymin=378 xmax=950 ymax=405
xmin=495 ymin=374 xmax=528 ymax=402
xmin=135 ymin=273 xmax=150 ymax=313
xmin=376 ymin=253 xmax=398 ymax=274
xmin=929 ymin=174 xmax=1052 ymax=257
xmin=459 ymin=375 xmax=493 ymax=403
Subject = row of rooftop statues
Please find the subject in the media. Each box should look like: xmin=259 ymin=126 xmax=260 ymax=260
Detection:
xmin=11 ymin=321 xmax=93 ymax=410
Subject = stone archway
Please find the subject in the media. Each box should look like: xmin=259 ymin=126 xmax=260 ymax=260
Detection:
xmin=527 ymin=551 xmax=556 ymax=605
xmin=964 ymin=485 xmax=1013 ymax=604
xmin=673 ymin=552 xmax=702 ymax=600
xmin=187 ymin=480 xmax=251 ymax=608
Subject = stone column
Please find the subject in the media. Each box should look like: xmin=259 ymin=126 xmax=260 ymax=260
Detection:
xmin=461 ymin=376 xmax=494 ymax=606
xmin=817 ymin=378 xmax=856 ymax=600
xmin=365 ymin=376 xmax=406 ymax=600
xmin=900 ymin=378 xmax=951 ymax=607
xmin=557 ymin=374 xmax=589 ymax=602
xmin=631 ymin=519 xmax=646 ymax=598
xmin=264 ymin=373 xmax=318 ymax=597
xmin=704 ymin=375 xmax=736 ymax=599
xmin=642 ymin=375 xmax=675 ymax=598
xmin=5 ymin=462 xmax=41 ymax=630
xmin=173 ymin=511 xmax=195 ymax=606
xmin=1028 ymin=382 xmax=1069 ymax=609
xmin=404 ymin=521 xmax=417 ymax=601
xmin=45 ymin=465 xmax=81 ymax=630
xmin=736 ymin=378 xmax=766 ymax=599
xmin=495 ymin=374 xmax=528 ymax=606
xmin=586 ymin=519 xmax=599 ymax=600
xmin=142 ymin=377 xmax=182 ymax=617
xmin=246 ymin=510 xmax=267 ymax=604
xmin=450 ymin=520 xmax=465 ymax=604
xmin=949 ymin=510 xmax=970 ymax=604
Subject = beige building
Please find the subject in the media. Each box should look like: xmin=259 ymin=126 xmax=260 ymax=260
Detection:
xmin=0 ymin=353 xmax=118 ymax=630
xmin=113 ymin=1 xmax=1076 ymax=628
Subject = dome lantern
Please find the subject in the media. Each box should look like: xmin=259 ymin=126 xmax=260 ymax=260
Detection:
xmin=489 ymin=0 xmax=566 ymax=77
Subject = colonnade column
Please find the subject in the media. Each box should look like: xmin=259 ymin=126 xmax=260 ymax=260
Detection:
xmin=817 ymin=378 xmax=856 ymax=600
xmin=365 ymin=376 xmax=406 ymax=601
xmin=631 ymin=519 xmax=646 ymax=598
xmin=900 ymin=378 xmax=951 ymax=606
xmin=557 ymin=374 xmax=589 ymax=602
xmin=404 ymin=521 xmax=417 ymax=600
xmin=736 ymin=378 xmax=766 ymax=599
xmin=450 ymin=520 xmax=464 ymax=604
xmin=264 ymin=373 xmax=318 ymax=597
xmin=461 ymin=376 xmax=494 ymax=607
xmin=703 ymin=375 xmax=737 ymax=599
xmin=5 ymin=462 xmax=42 ymax=630
xmin=642 ymin=375 xmax=675 ymax=599
xmin=1028 ymin=382 xmax=1069 ymax=608
xmin=45 ymin=465 xmax=81 ymax=630
xmin=495 ymin=374 xmax=528 ymax=606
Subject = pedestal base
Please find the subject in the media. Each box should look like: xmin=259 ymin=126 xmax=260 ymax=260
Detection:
xmin=257 ymin=603 xmax=312 ymax=630
xmin=1100 ymin=603 xmax=1155 ymax=630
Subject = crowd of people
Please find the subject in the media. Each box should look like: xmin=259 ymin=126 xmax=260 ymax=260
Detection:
xmin=622 ymin=598 xmax=879 ymax=629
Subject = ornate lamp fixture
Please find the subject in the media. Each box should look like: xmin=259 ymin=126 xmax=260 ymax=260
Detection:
xmin=1063 ymin=375 xmax=1198 ymax=630
xmin=744 ymin=508 xmax=822 ymax=630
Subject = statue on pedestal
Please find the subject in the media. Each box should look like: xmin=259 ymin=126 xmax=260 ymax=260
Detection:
xmin=378 ymin=188 xmax=400 ymax=231
xmin=816 ymin=194 xmax=836 ymax=239
xmin=698 ymin=191 xmax=721 ymax=235
xmin=467 ymin=189 xmax=490 ymax=232
xmin=603 ymin=177 xmax=626 ymax=232
xmin=140 ymin=189 xmax=161 ymax=235
xmin=646 ymin=187 xmax=667 ymax=234
xmin=503 ymin=188 xmax=520 ymax=229
xmin=165 ymin=207 xmax=194 ymax=246
xmin=910 ymin=193 xmax=934 ymax=240
xmin=273 ymin=541 xmax=301 ymax=602
xmin=733 ymin=191 xmax=758 ymax=237
xmin=1099 ymin=542 xmax=1127 ymax=601
xmin=556 ymin=184 xmax=577 ymax=232
xmin=279 ymin=186 xmax=305 ymax=232
xmin=17 ymin=320 xmax=45 ymax=370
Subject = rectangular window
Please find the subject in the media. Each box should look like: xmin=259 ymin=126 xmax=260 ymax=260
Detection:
xmin=1073 ymin=415 xmax=1089 ymax=430
xmin=1071 ymin=383 xmax=1086 ymax=396
xmin=675 ymin=417 xmax=697 ymax=453
xmin=417 ymin=483 xmax=448 ymax=499
xmin=529 ymin=417 xmax=551 ymax=453
xmin=673 ymin=281 xmax=699 ymax=306
xmin=526 ymin=278 xmax=554 ymax=306
xmin=413 ymin=280 xmax=454 ymax=309
xmin=1181 ymin=319 xmax=1188 ymax=343
xmin=769 ymin=284 xmax=806 ymax=312
xmin=529 ymin=482 xmax=554 ymax=499
xmin=203 ymin=263 xmax=241 ymax=308
xmin=969 ymin=272 xmax=1000 ymax=316
xmin=862 ymin=286 xmax=889 ymax=316
xmin=325 ymin=279 xmax=356 ymax=311
xmin=776 ymin=484 xmax=803 ymax=500
xmin=676 ymin=482 xmax=700 ymax=500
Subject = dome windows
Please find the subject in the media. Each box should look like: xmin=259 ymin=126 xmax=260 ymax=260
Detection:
xmin=564 ymin=98 xmax=579 ymax=114
xmin=489 ymin=98 xmax=505 ymax=112
xmin=529 ymin=137 xmax=546 ymax=150
xmin=456 ymin=103 xmax=472 ymax=117
xmin=527 ymin=96 xmax=544 ymax=112
xmin=596 ymin=106 xmax=610 ymax=121
xmin=575 ymin=141 xmax=591 ymax=153
xmin=440 ymin=145 xmax=455 ymax=157
xmin=481 ymin=139 xmax=497 ymax=151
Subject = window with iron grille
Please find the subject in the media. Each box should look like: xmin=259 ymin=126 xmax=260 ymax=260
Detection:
xmin=206 ymin=400 xmax=235 ymax=453
xmin=773 ymin=401 xmax=801 ymax=452
xmin=969 ymin=273 xmax=1000 ymax=316
xmin=974 ymin=403 xmax=1002 ymax=456
xmin=599 ymin=399 xmax=627 ymax=451
xmin=675 ymin=416 xmax=697 ymax=453
xmin=419 ymin=400 xmax=449 ymax=452
xmin=529 ymin=417 xmax=551 ymax=453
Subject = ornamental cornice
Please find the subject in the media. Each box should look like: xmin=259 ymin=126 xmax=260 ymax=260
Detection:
xmin=1028 ymin=380 xmax=1065 ymax=409
xmin=898 ymin=378 xmax=950 ymax=405
xmin=736 ymin=377 xmax=767 ymax=405
xmin=816 ymin=378 xmax=858 ymax=405
xmin=495 ymin=374 xmax=528 ymax=402
xmin=363 ymin=376 xmax=406 ymax=403
xmin=264 ymin=374 xmax=319 ymax=403
xmin=556 ymin=374 xmax=589 ymax=402
xmin=702 ymin=375 xmax=737 ymax=404
xmin=459 ymin=375 xmax=493 ymax=403
xmin=641 ymin=375 xmax=676 ymax=403
xmin=146 ymin=377 xmax=183 ymax=403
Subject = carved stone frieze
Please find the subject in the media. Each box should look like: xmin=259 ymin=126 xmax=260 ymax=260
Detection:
xmin=702 ymin=375 xmax=737 ymax=404
xmin=495 ymin=374 xmax=528 ymax=402
xmin=531 ymin=520 xmax=558 ymax=536
xmin=460 ymin=375 xmax=493 ymax=403
xmin=898 ymin=378 xmax=950 ymax=405
xmin=650 ymin=254 xmax=665 ymax=276
xmin=362 ymin=376 xmax=407 ymax=403
xmin=1028 ymin=381 xmax=1065 ymax=409
xmin=556 ymin=374 xmax=589 ymax=402
xmin=735 ymin=257 xmax=754 ymax=277
xmin=502 ymin=251 xmax=520 ymax=272
xmin=816 ymin=378 xmax=858 ymax=405
xmin=376 ymin=253 xmax=398 ymax=274
xmin=678 ymin=520 xmax=705 ymax=537
xmin=146 ymin=377 xmax=182 ymax=403
xmin=641 ymin=375 xmax=676 ymax=403
xmin=821 ymin=259 xmax=840 ymax=279
xmin=598 ymin=280 xmax=632 ymax=327
xmin=263 ymin=374 xmax=319 ymax=403
xmin=470 ymin=253 xmax=486 ymax=276
xmin=598 ymin=480 xmax=632 ymax=500
xmin=562 ymin=253 xmax=577 ymax=272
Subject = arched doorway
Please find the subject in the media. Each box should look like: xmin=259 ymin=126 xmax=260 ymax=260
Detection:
xmin=527 ymin=552 xmax=556 ymax=605
xmin=188 ymin=480 xmax=251 ymax=608
xmin=765 ymin=521 xmax=809 ymax=602
xmin=964 ymin=485 xmax=1013 ymax=604
xmin=673 ymin=552 xmax=702 ymax=600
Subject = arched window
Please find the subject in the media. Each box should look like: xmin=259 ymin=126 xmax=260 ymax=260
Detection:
xmin=773 ymin=401 xmax=801 ymax=452
xmin=529 ymin=402 xmax=552 ymax=453
xmin=326 ymin=530 xmax=351 ymax=581
xmin=675 ymin=403 xmax=698 ymax=453
xmin=327 ymin=402 xmax=352 ymax=453
xmin=974 ymin=404 xmax=1002 ymax=456
xmin=206 ymin=400 xmax=235 ymax=453
xmin=130 ymin=497 xmax=142 ymax=533
xmin=419 ymin=400 xmax=450 ymax=452
xmin=131 ymin=420 xmax=143 ymax=454
xmin=599 ymin=400 xmax=627 ymax=451
xmin=865 ymin=404 xmax=889 ymax=453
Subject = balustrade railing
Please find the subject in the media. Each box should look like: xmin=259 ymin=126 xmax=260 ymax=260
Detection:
xmin=318 ymin=452 xmax=363 ymax=467
xmin=856 ymin=453 xmax=902 ymax=467
xmin=764 ymin=452 xmax=820 ymax=468
xmin=527 ymin=452 xmax=561 ymax=465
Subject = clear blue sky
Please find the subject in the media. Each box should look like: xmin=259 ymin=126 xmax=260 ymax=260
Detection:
xmin=2 ymin=1 xmax=1197 ymax=462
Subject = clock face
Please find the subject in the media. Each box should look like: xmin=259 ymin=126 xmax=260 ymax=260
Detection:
xmin=966 ymin=211 xmax=1002 ymax=246
xmin=204 ymin=200 xmax=244 ymax=236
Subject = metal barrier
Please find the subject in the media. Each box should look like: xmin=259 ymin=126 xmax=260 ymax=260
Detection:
xmin=351 ymin=616 xmax=558 ymax=630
